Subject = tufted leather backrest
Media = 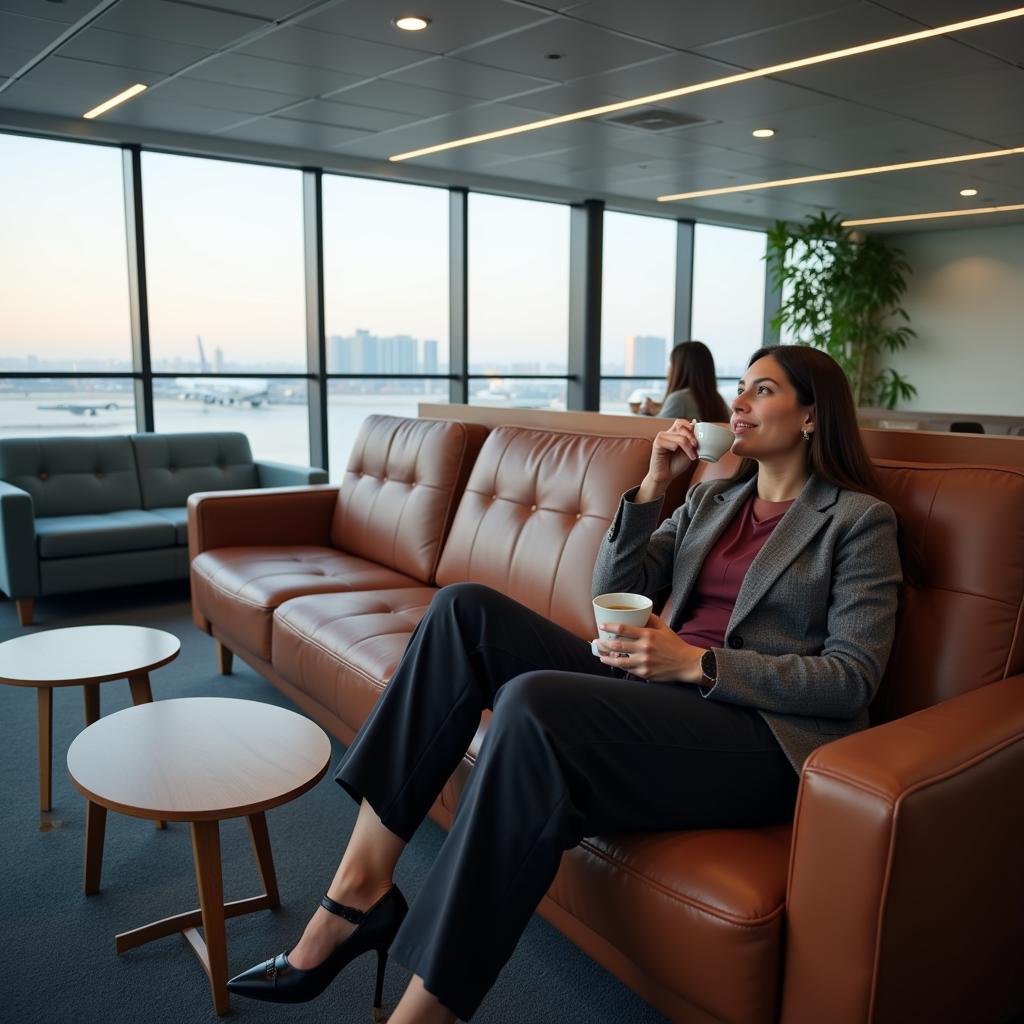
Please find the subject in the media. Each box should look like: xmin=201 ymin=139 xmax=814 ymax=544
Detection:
xmin=0 ymin=435 xmax=141 ymax=516
xmin=131 ymin=432 xmax=259 ymax=508
xmin=873 ymin=460 xmax=1024 ymax=721
xmin=436 ymin=425 xmax=654 ymax=639
xmin=332 ymin=415 xmax=488 ymax=584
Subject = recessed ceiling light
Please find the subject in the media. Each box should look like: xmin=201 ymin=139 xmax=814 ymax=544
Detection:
xmin=393 ymin=15 xmax=430 ymax=31
xmin=389 ymin=6 xmax=1024 ymax=162
xmin=656 ymin=145 xmax=1024 ymax=201
xmin=752 ymin=128 xmax=775 ymax=138
xmin=843 ymin=202 xmax=1024 ymax=227
xmin=82 ymin=83 xmax=147 ymax=120
xmin=959 ymin=187 xmax=979 ymax=196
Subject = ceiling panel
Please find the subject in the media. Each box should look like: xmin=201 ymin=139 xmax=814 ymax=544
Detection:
xmin=0 ymin=11 xmax=69 ymax=51
xmin=57 ymin=28 xmax=214 ymax=75
xmin=181 ymin=52 xmax=363 ymax=96
xmin=180 ymin=0 xmax=324 ymax=17
xmin=105 ymin=93 xmax=269 ymax=133
xmin=324 ymin=78 xmax=480 ymax=116
xmin=298 ymin=0 xmax=552 ymax=55
xmin=220 ymin=115 xmax=368 ymax=149
xmin=508 ymin=82 xmax=627 ymax=115
xmin=383 ymin=55 xmax=556 ymax=98
xmin=240 ymin=25 xmax=425 ymax=76
xmin=15 ymin=55 xmax=162 ymax=101
xmin=151 ymin=75 xmax=303 ymax=115
xmin=455 ymin=18 xmax=671 ymax=82
xmin=0 ymin=44 xmax=34 ymax=78
xmin=280 ymin=98 xmax=420 ymax=131
xmin=569 ymin=0 xmax=855 ymax=52
xmin=95 ymin=0 xmax=269 ymax=48
xmin=878 ymin=0 xmax=1024 ymax=66
xmin=0 ymin=0 xmax=100 ymax=24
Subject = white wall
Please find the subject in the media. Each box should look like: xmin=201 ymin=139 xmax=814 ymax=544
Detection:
xmin=882 ymin=222 xmax=1024 ymax=416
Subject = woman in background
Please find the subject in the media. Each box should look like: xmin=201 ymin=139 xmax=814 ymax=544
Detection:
xmin=639 ymin=340 xmax=732 ymax=421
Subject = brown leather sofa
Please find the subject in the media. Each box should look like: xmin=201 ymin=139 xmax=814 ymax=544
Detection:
xmin=189 ymin=412 xmax=1024 ymax=1024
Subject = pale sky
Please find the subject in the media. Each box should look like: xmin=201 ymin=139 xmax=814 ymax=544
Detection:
xmin=1 ymin=132 xmax=766 ymax=374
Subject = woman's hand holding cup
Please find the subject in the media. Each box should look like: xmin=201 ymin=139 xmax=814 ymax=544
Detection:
xmin=637 ymin=419 xmax=699 ymax=503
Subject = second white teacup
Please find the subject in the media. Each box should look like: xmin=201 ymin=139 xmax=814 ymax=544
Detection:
xmin=592 ymin=592 xmax=653 ymax=642
xmin=694 ymin=421 xmax=735 ymax=463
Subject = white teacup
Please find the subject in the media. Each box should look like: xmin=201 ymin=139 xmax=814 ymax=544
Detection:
xmin=694 ymin=422 xmax=735 ymax=463
xmin=592 ymin=592 xmax=653 ymax=643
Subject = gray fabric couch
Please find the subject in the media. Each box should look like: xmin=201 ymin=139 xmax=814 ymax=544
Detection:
xmin=0 ymin=431 xmax=327 ymax=625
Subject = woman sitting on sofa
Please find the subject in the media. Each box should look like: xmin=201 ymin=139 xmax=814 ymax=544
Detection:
xmin=637 ymin=338 xmax=732 ymax=421
xmin=228 ymin=345 xmax=902 ymax=1024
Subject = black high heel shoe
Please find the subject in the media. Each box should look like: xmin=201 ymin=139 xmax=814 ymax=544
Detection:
xmin=227 ymin=885 xmax=407 ymax=1018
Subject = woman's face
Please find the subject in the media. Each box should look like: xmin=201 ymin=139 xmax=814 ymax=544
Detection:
xmin=730 ymin=354 xmax=814 ymax=461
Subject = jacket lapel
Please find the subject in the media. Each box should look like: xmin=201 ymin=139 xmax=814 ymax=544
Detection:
xmin=728 ymin=475 xmax=839 ymax=627
xmin=667 ymin=476 xmax=757 ymax=632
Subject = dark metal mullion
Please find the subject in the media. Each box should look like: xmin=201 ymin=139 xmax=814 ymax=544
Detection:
xmin=449 ymin=188 xmax=468 ymax=405
xmin=302 ymin=169 xmax=329 ymax=472
xmin=122 ymin=146 xmax=154 ymax=432
xmin=674 ymin=219 xmax=695 ymax=345
xmin=567 ymin=199 xmax=603 ymax=411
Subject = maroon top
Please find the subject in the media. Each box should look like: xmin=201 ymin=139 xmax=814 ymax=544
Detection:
xmin=677 ymin=495 xmax=794 ymax=650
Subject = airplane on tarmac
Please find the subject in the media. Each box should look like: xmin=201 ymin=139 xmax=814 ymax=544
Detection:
xmin=36 ymin=402 xmax=121 ymax=416
xmin=174 ymin=337 xmax=270 ymax=407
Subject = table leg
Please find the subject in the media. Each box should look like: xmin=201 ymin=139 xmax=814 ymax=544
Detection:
xmin=246 ymin=812 xmax=280 ymax=908
xmin=127 ymin=673 xmax=164 ymax=829
xmin=37 ymin=687 xmax=52 ymax=813
xmin=84 ymin=801 xmax=107 ymax=895
xmin=83 ymin=684 xmax=100 ymax=727
xmin=190 ymin=820 xmax=229 ymax=1016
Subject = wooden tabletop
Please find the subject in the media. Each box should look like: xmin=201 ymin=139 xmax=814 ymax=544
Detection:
xmin=0 ymin=625 xmax=180 ymax=686
xmin=67 ymin=697 xmax=332 ymax=821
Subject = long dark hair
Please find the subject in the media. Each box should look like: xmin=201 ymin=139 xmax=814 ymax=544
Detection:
xmin=733 ymin=345 xmax=884 ymax=499
xmin=664 ymin=341 xmax=731 ymax=422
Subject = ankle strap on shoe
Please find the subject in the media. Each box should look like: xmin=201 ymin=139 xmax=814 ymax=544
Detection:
xmin=320 ymin=894 xmax=366 ymax=924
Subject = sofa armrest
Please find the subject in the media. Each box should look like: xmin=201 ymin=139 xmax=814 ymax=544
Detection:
xmin=781 ymin=673 xmax=1024 ymax=1024
xmin=255 ymin=460 xmax=328 ymax=487
xmin=187 ymin=485 xmax=340 ymax=561
xmin=0 ymin=481 xmax=39 ymax=598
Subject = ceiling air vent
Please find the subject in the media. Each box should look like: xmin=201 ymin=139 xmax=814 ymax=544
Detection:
xmin=605 ymin=108 xmax=712 ymax=131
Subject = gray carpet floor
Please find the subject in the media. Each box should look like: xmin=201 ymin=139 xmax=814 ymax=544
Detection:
xmin=1 ymin=583 xmax=670 ymax=1024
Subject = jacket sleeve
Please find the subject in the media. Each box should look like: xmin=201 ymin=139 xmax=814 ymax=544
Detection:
xmin=658 ymin=390 xmax=699 ymax=421
xmin=702 ymin=500 xmax=902 ymax=719
xmin=592 ymin=484 xmax=702 ymax=601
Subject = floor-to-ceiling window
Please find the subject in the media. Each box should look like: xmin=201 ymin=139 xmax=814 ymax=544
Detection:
xmin=323 ymin=174 xmax=450 ymax=480
xmin=0 ymin=134 xmax=136 ymax=436
xmin=468 ymin=193 xmax=570 ymax=411
xmin=142 ymin=152 xmax=310 ymax=465
xmin=691 ymin=223 xmax=768 ymax=404
xmin=598 ymin=211 xmax=677 ymax=414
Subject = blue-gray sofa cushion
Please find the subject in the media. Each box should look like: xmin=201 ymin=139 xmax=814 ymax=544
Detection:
xmin=149 ymin=506 xmax=189 ymax=545
xmin=0 ymin=436 xmax=141 ymax=517
xmin=35 ymin=510 xmax=176 ymax=558
xmin=132 ymin=432 xmax=259 ymax=509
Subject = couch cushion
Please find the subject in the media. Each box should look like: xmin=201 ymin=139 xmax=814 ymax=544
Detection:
xmin=149 ymin=506 xmax=189 ymax=545
xmin=273 ymin=588 xmax=437 ymax=733
xmin=191 ymin=548 xmax=421 ymax=660
xmin=35 ymin=510 xmax=176 ymax=558
xmin=436 ymin=426 xmax=654 ymax=640
xmin=332 ymin=415 xmax=487 ymax=585
xmin=0 ymin=435 xmax=141 ymax=517
xmin=132 ymin=432 xmax=259 ymax=509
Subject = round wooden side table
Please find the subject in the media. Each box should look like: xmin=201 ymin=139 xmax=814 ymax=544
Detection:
xmin=66 ymin=696 xmax=332 ymax=1016
xmin=0 ymin=624 xmax=180 ymax=829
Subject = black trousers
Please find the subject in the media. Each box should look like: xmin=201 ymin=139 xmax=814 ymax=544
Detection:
xmin=335 ymin=583 xmax=797 ymax=1021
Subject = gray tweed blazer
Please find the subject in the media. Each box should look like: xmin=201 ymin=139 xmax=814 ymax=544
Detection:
xmin=592 ymin=473 xmax=902 ymax=772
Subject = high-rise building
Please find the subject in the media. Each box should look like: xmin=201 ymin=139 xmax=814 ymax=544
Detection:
xmin=380 ymin=334 xmax=418 ymax=374
xmin=625 ymin=335 xmax=666 ymax=377
xmin=422 ymin=339 xmax=439 ymax=375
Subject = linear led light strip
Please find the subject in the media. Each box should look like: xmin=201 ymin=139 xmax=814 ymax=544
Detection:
xmin=83 ymin=83 xmax=147 ymax=120
xmin=843 ymin=202 xmax=1024 ymax=226
xmin=656 ymin=145 xmax=1024 ymax=201
xmin=388 ymin=6 xmax=1024 ymax=162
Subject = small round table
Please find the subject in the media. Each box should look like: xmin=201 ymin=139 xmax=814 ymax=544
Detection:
xmin=0 ymin=624 xmax=180 ymax=828
xmin=66 ymin=696 xmax=332 ymax=1016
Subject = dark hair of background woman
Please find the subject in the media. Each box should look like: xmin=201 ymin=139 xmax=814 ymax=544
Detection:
xmin=665 ymin=341 xmax=732 ymax=422
xmin=732 ymin=345 xmax=884 ymax=500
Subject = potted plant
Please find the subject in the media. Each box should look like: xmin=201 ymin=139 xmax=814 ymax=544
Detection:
xmin=765 ymin=211 xmax=917 ymax=408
